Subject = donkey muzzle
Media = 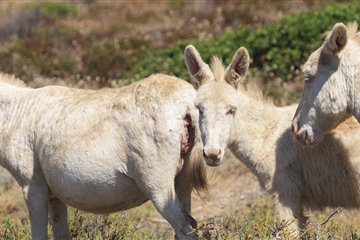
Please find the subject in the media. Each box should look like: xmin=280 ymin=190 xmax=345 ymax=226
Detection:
xmin=203 ymin=146 xmax=223 ymax=166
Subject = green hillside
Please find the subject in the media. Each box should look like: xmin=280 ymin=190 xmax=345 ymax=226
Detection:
xmin=128 ymin=1 xmax=360 ymax=85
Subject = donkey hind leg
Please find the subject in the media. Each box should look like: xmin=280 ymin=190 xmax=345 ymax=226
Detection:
xmin=22 ymin=184 xmax=50 ymax=240
xmin=49 ymin=198 xmax=71 ymax=240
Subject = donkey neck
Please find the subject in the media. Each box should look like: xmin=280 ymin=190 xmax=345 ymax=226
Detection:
xmin=227 ymin=92 xmax=295 ymax=189
xmin=348 ymin=71 xmax=360 ymax=121
xmin=343 ymin=41 xmax=360 ymax=122
xmin=0 ymin=83 xmax=42 ymax=135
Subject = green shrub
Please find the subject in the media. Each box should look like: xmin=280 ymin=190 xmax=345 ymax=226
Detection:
xmin=168 ymin=0 xmax=186 ymax=10
xmin=82 ymin=37 xmax=152 ymax=82
xmin=21 ymin=2 xmax=77 ymax=20
xmin=39 ymin=2 xmax=78 ymax=18
xmin=9 ymin=38 xmax=77 ymax=82
xmin=127 ymin=2 xmax=360 ymax=84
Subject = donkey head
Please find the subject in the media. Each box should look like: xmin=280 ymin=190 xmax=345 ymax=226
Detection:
xmin=185 ymin=45 xmax=250 ymax=166
xmin=292 ymin=22 xmax=359 ymax=146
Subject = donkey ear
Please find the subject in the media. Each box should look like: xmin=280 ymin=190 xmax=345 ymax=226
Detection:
xmin=184 ymin=45 xmax=214 ymax=87
xmin=324 ymin=22 xmax=348 ymax=56
xmin=224 ymin=47 xmax=250 ymax=89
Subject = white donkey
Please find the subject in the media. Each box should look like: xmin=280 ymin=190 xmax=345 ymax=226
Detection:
xmin=292 ymin=21 xmax=360 ymax=146
xmin=185 ymin=44 xmax=360 ymax=237
xmin=0 ymin=73 xmax=208 ymax=240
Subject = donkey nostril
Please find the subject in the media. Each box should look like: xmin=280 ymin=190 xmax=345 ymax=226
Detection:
xmin=202 ymin=149 xmax=206 ymax=158
xmin=203 ymin=147 xmax=222 ymax=163
xmin=297 ymin=129 xmax=308 ymax=144
xmin=217 ymin=149 xmax=222 ymax=157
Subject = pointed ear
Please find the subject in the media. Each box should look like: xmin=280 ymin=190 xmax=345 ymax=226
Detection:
xmin=184 ymin=45 xmax=214 ymax=87
xmin=224 ymin=47 xmax=250 ymax=89
xmin=324 ymin=22 xmax=348 ymax=56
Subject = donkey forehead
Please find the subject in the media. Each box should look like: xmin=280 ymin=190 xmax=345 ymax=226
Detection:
xmin=302 ymin=47 xmax=323 ymax=77
xmin=195 ymin=82 xmax=239 ymax=108
xmin=303 ymin=44 xmax=349 ymax=78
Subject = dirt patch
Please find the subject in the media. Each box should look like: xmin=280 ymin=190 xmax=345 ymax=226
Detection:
xmin=191 ymin=159 xmax=265 ymax=221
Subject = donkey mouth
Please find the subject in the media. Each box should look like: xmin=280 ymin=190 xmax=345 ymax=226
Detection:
xmin=202 ymin=149 xmax=222 ymax=166
xmin=204 ymin=158 xmax=222 ymax=166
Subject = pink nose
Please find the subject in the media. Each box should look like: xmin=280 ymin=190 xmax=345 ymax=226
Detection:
xmin=203 ymin=147 xmax=222 ymax=166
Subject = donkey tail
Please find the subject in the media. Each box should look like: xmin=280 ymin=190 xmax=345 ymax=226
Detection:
xmin=186 ymin=114 xmax=209 ymax=194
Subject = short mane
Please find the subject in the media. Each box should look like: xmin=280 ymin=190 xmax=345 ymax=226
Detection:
xmin=0 ymin=73 xmax=26 ymax=88
xmin=210 ymin=56 xmax=225 ymax=83
xmin=347 ymin=21 xmax=360 ymax=43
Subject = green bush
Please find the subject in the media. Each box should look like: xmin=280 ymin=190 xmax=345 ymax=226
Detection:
xmin=82 ymin=37 xmax=152 ymax=83
xmin=9 ymin=38 xmax=77 ymax=82
xmin=127 ymin=2 xmax=360 ymax=83
xmin=39 ymin=2 xmax=78 ymax=18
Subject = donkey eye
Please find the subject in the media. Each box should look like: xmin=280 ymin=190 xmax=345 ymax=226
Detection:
xmin=226 ymin=108 xmax=236 ymax=116
xmin=304 ymin=76 xmax=314 ymax=85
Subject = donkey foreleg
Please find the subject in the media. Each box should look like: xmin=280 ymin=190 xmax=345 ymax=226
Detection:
xmin=135 ymin=170 xmax=197 ymax=239
xmin=152 ymin=188 xmax=197 ymax=240
xmin=49 ymin=197 xmax=71 ymax=240
xmin=273 ymin=193 xmax=307 ymax=238
xmin=22 ymin=183 xmax=50 ymax=240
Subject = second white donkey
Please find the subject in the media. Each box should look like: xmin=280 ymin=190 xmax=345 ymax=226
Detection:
xmin=184 ymin=44 xmax=360 ymax=236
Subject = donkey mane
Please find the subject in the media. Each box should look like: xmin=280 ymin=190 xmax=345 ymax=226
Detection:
xmin=210 ymin=56 xmax=272 ymax=104
xmin=210 ymin=56 xmax=225 ymax=82
xmin=347 ymin=21 xmax=360 ymax=42
xmin=241 ymin=83 xmax=274 ymax=104
xmin=0 ymin=73 xmax=26 ymax=88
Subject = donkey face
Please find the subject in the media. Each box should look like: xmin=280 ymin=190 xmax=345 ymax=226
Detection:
xmin=195 ymin=81 xmax=239 ymax=166
xmin=292 ymin=22 xmax=354 ymax=146
xmin=185 ymin=45 xmax=249 ymax=166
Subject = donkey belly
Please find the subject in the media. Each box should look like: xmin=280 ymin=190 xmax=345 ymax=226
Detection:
xmin=46 ymin=169 xmax=149 ymax=214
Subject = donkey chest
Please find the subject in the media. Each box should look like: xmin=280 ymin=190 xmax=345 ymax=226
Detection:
xmin=300 ymin=163 xmax=360 ymax=209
